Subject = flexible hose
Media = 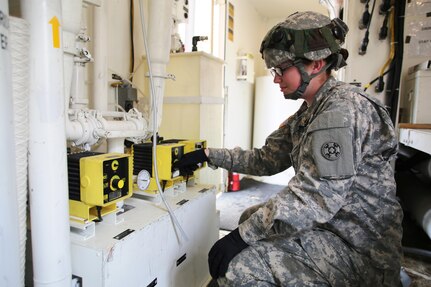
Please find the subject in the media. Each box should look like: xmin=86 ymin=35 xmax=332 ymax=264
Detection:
xmin=138 ymin=0 xmax=188 ymax=242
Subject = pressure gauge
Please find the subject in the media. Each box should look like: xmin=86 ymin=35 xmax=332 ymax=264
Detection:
xmin=137 ymin=169 xmax=151 ymax=191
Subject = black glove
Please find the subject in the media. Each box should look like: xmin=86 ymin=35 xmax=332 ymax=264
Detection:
xmin=208 ymin=228 xmax=248 ymax=279
xmin=173 ymin=149 xmax=208 ymax=176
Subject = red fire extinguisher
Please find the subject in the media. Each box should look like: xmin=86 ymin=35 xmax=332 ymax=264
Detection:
xmin=228 ymin=172 xmax=240 ymax=191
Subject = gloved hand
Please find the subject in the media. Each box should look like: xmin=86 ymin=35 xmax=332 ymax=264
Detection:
xmin=208 ymin=228 xmax=248 ymax=279
xmin=173 ymin=149 xmax=208 ymax=176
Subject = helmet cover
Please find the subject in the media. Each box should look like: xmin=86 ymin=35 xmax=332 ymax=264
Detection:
xmin=261 ymin=11 xmax=348 ymax=68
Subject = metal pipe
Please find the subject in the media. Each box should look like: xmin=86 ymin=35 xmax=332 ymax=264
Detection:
xmin=22 ymin=0 xmax=72 ymax=286
xmin=0 ymin=1 xmax=22 ymax=286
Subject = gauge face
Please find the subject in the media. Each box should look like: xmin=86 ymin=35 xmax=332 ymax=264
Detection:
xmin=137 ymin=169 xmax=151 ymax=191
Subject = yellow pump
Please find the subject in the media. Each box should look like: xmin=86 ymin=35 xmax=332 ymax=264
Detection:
xmin=67 ymin=152 xmax=133 ymax=222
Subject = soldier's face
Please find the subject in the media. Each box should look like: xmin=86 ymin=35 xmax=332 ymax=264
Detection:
xmin=272 ymin=63 xmax=302 ymax=97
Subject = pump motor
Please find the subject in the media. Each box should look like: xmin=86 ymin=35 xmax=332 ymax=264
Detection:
xmin=67 ymin=151 xmax=133 ymax=221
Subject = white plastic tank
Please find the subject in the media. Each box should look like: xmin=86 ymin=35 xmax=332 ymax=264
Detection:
xmin=252 ymin=75 xmax=303 ymax=185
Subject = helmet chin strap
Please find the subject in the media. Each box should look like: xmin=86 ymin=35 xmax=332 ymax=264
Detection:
xmin=283 ymin=59 xmax=332 ymax=100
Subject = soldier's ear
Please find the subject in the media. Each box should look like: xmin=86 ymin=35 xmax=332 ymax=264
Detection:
xmin=312 ymin=59 xmax=326 ymax=73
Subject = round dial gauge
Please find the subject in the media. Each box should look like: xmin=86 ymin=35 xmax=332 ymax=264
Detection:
xmin=137 ymin=169 xmax=151 ymax=191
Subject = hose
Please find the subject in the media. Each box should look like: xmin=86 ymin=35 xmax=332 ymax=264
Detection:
xmin=138 ymin=0 xmax=189 ymax=242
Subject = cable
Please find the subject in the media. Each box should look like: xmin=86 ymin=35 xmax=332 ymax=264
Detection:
xmin=366 ymin=7 xmax=395 ymax=93
xmin=379 ymin=0 xmax=391 ymax=15
xmin=377 ymin=7 xmax=395 ymax=93
xmin=379 ymin=10 xmax=390 ymax=40
xmin=359 ymin=0 xmax=377 ymax=55
xmin=388 ymin=0 xmax=406 ymax=124
xmin=138 ymin=0 xmax=189 ymax=242
xmin=359 ymin=0 xmax=371 ymax=30
xmin=130 ymin=0 xmax=135 ymax=77
xmin=363 ymin=68 xmax=392 ymax=91
xmin=94 ymin=206 xmax=103 ymax=222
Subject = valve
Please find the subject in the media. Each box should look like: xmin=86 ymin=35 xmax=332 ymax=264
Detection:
xmin=192 ymin=36 xmax=208 ymax=52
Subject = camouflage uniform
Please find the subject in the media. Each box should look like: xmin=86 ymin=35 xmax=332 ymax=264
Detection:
xmin=208 ymin=76 xmax=403 ymax=286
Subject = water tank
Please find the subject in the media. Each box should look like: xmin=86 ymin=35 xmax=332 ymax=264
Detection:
xmin=252 ymin=75 xmax=303 ymax=185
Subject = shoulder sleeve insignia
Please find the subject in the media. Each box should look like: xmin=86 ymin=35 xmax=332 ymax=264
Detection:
xmin=321 ymin=142 xmax=342 ymax=161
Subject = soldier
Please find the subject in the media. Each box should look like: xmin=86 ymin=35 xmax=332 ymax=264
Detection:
xmin=174 ymin=11 xmax=403 ymax=287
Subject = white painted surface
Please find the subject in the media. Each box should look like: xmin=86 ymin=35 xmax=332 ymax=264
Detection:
xmin=22 ymin=0 xmax=72 ymax=285
xmin=252 ymin=76 xmax=302 ymax=185
xmin=399 ymin=129 xmax=431 ymax=156
xmin=0 ymin=1 xmax=22 ymax=286
xmin=71 ymin=185 xmax=218 ymax=287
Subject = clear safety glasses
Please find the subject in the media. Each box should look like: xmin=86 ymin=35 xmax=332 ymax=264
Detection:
xmin=269 ymin=61 xmax=295 ymax=78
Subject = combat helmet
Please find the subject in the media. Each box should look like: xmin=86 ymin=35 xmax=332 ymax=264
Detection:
xmin=260 ymin=11 xmax=349 ymax=99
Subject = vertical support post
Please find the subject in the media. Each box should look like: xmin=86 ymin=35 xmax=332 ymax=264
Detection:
xmin=22 ymin=0 xmax=72 ymax=286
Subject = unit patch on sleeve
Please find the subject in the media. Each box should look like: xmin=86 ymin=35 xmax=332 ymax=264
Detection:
xmin=310 ymin=127 xmax=354 ymax=179
xmin=321 ymin=142 xmax=341 ymax=161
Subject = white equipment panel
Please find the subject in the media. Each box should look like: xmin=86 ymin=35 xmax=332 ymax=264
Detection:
xmin=71 ymin=185 xmax=219 ymax=287
xmin=399 ymin=128 xmax=431 ymax=156
xmin=403 ymin=70 xmax=431 ymax=124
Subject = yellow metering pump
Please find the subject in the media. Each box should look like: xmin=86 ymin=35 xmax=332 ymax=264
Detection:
xmin=132 ymin=142 xmax=184 ymax=194
xmin=132 ymin=139 xmax=206 ymax=194
xmin=67 ymin=151 xmax=133 ymax=222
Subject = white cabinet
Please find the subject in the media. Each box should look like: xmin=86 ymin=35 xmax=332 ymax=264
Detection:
xmin=159 ymin=52 xmax=225 ymax=190
xmin=400 ymin=70 xmax=431 ymax=124
xmin=70 ymin=185 xmax=219 ymax=287
xmin=399 ymin=127 xmax=431 ymax=156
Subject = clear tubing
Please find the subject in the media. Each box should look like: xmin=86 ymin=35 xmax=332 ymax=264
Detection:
xmin=138 ymin=0 xmax=188 ymax=242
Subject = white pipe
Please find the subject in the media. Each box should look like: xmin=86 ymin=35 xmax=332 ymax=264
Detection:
xmin=70 ymin=63 xmax=89 ymax=109
xmin=66 ymin=118 xmax=85 ymax=143
xmin=62 ymin=0 xmax=84 ymax=112
xmin=21 ymin=0 xmax=72 ymax=286
xmin=66 ymin=107 xmax=148 ymax=147
xmin=107 ymin=138 xmax=126 ymax=153
xmin=92 ymin=2 xmax=109 ymax=111
xmin=10 ymin=15 xmax=30 ymax=287
xmin=0 ymin=1 xmax=22 ymax=286
xmin=147 ymin=0 xmax=173 ymax=131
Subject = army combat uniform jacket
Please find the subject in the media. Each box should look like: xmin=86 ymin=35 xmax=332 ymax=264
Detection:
xmin=208 ymin=77 xmax=403 ymax=286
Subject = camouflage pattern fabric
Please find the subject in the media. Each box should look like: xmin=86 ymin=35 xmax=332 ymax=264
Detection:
xmin=208 ymin=76 xmax=403 ymax=286
xmin=261 ymin=11 xmax=345 ymax=68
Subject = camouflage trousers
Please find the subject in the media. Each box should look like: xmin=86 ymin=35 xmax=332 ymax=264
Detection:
xmin=217 ymin=204 xmax=400 ymax=287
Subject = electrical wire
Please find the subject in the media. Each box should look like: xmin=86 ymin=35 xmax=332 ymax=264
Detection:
xmin=379 ymin=8 xmax=395 ymax=77
xmin=387 ymin=0 xmax=406 ymax=124
xmin=359 ymin=0 xmax=377 ymax=55
xmin=130 ymin=0 xmax=135 ymax=76
xmin=138 ymin=0 xmax=189 ymax=242
xmin=363 ymin=68 xmax=392 ymax=91
xmin=364 ymin=7 xmax=395 ymax=93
